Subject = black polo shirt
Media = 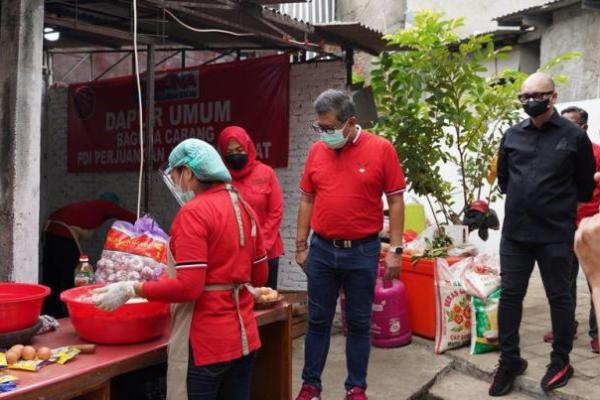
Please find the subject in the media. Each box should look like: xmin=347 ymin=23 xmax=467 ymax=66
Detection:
xmin=498 ymin=111 xmax=595 ymax=243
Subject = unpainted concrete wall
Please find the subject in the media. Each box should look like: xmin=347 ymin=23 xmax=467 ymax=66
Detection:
xmin=540 ymin=6 xmax=600 ymax=103
xmin=41 ymin=60 xmax=346 ymax=290
xmin=0 ymin=0 xmax=44 ymax=282
xmin=405 ymin=0 xmax=548 ymax=37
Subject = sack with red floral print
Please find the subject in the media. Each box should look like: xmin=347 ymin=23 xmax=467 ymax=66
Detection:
xmin=434 ymin=258 xmax=472 ymax=354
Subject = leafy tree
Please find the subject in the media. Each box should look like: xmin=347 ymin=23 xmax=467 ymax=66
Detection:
xmin=371 ymin=10 xmax=579 ymax=226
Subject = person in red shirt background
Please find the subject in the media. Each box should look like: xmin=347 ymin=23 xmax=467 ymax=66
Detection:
xmin=218 ymin=126 xmax=284 ymax=289
xmin=542 ymin=106 xmax=600 ymax=353
xmin=41 ymin=192 xmax=136 ymax=317
xmin=295 ymin=89 xmax=406 ymax=400
xmin=93 ymin=139 xmax=268 ymax=400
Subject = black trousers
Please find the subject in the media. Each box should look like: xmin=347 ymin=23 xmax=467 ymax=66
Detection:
xmin=499 ymin=238 xmax=574 ymax=366
xmin=266 ymin=258 xmax=279 ymax=290
xmin=41 ymin=233 xmax=80 ymax=318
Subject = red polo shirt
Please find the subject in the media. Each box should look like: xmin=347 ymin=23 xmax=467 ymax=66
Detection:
xmin=300 ymin=130 xmax=406 ymax=240
xmin=143 ymin=184 xmax=268 ymax=366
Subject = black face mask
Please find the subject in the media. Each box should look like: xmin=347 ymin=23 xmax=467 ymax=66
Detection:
xmin=522 ymin=99 xmax=550 ymax=117
xmin=225 ymin=153 xmax=249 ymax=170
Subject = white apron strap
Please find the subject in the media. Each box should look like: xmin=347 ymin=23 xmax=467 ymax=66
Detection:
xmin=165 ymin=245 xmax=195 ymax=400
xmin=204 ymin=283 xmax=254 ymax=356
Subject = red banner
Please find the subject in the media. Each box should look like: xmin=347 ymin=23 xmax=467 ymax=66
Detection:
xmin=67 ymin=54 xmax=290 ymax=172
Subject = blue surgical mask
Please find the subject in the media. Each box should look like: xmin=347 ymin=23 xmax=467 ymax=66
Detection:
xmin=320 ymin=121 xmax=349 ymax=149
xmin=175 ymin=174 xmax=196 ymax=205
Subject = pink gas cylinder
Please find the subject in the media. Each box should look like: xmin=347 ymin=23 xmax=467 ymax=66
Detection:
xmin=371 ymin=277 xmax=412 ymax=348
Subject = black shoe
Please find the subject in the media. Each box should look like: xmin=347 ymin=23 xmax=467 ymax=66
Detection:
xmin=489 ymin=359 xmax=528 ymax=397
xmin=541 ymin=362 xmax=574 ymax=392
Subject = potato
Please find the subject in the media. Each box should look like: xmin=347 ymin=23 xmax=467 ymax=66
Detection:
xmin=36 ymin=347 xmax=52 ymax=361
xmin=9 ymin=344 xmax=23 ymax=358
xmin=5 ymin=350 xmax=19 ymax=365
xmin=21 ymin=346 xmax=36 ymax=361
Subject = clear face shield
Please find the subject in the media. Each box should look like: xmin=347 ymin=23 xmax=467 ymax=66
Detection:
xmin=159 ymin=162 xmax=186 ymax=207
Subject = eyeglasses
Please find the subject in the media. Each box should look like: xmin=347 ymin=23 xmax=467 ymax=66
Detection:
xmin=310 ymin=120 xmax=348 ymax=134
xmin=517 ymin=91 xmax=554 ymax=103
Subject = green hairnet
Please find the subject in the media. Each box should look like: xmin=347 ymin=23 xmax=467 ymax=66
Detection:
xmin=99 ymin=192 xmax=121 ymax=205
xmin=168 ymin=139 xmax=232 ymax=182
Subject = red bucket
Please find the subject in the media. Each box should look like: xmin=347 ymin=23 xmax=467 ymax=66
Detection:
xmin=61 ymin=285 xmax=170 ymax=344
xmin=0 ymin=283 xmax=51 ymax=333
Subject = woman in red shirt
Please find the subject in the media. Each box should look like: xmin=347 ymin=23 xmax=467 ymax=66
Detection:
xmin=93 ymin=139 xmax=268 ymax=400
xmin=218 ymin=126 xmax=284 ymax=289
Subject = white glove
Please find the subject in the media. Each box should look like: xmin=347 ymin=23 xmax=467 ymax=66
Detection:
xmin=92 ymin=281 xmax=136 ymax=312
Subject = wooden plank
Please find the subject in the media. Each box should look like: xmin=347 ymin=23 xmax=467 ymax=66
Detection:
xmin=251 ymin=305 xmax=292 ymax=400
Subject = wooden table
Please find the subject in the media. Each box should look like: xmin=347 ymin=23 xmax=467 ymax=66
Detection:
xmin=0 ymin=305 xmax=292 ymax=400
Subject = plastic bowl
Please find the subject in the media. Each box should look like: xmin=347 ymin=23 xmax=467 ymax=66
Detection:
xmin=0 ymin=283 xmax=50 ymax=333
xmin=61 ymin=285 xmax=170 ymax=344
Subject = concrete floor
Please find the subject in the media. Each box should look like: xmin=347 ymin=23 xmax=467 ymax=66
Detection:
xmin=292 ymin=332 xmax=452 ymax=399
xmin=291 ymin=269 xmax=600 ymax=399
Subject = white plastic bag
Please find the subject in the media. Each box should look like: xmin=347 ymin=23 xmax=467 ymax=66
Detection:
xmin=458 ymin=255 xmax=500 ymax=299
xmin=404 ymin=226 xmax=437 ymax=256
xmin=95 ymin=216 xmax=169 ymax=283
xmin=434 ymin=258 xmax=472 ymax=354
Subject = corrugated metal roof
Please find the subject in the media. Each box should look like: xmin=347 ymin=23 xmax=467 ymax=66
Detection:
xmin=495 ymin=0 xmax=581 ymax=25
xmin=43 ymin=0 xmax=384 ymax=55
xmin=314 ymin=22 xmax=387 ymax=55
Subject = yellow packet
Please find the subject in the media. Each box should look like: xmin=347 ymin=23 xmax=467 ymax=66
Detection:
xmin=0 ymin=374 xmax=18 ymax=384
xmin=7 ymin=359 xmax=44 ymax=372
xmin=0 ymin=353 xmax=7 ymax=368
xmin=50 ymin=347 xmax=80 ymax=365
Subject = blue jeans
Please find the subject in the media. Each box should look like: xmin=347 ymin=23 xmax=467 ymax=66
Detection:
xmin=186 ymin=348 xmax=256 ymax=400
xmin=301 ymin=234 xmax=380 ymax=391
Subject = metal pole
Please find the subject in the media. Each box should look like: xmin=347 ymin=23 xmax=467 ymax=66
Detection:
xmin=144 ymin=44 xmax=156 ymax=214
xmin=345 ymin=47 xmax=354 ymax=88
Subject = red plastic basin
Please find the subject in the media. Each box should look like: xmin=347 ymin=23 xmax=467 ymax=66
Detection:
xmin=61 ymin=285 xmax=170 ymax=344
xmin=0 ymin=283 xmax=51 ymax=333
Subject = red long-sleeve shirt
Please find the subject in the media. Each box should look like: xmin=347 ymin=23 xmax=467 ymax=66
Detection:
xmin=217 ymin=126 xmax=284 ymax=260
xmin=46 ymin=200 xmax=136 ymax=238
xmin=143 ymin=184 xmax=268 ymax=366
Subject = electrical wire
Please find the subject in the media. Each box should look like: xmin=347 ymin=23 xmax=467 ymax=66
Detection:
xmin=133 ymin=0 xmax=144 ymax=219
xmin=163 ymin=8 xmax=254 ymax=37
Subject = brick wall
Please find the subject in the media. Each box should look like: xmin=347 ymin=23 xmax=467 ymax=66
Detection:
xmin=41 ymin=60 xmax=346 ymax=290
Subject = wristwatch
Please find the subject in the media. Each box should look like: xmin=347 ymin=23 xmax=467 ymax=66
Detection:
xmin=389 ymin=245 xmax=403 ymax=255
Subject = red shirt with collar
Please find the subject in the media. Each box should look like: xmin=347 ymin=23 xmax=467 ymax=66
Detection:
xmin=300 ymin=130 xmax=406 ymax=240
xmin=143 ymin=184 xmax=268 ymax=366
xmin=577 ymin=142 xmax=600 ymax=226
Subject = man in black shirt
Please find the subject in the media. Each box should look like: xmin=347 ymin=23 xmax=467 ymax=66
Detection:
xmin=489 ymin=73 xmax=596 ymax=397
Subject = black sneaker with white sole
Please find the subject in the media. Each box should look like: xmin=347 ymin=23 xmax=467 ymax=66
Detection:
xmin=489 ymin=358 xmax=528 ymax=397
xmin=541 ymin=362 xmax=574 ymax=392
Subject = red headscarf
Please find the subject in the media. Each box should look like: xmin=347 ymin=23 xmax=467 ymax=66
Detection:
xmin=217 ymin=126 xmax=260 ymax=180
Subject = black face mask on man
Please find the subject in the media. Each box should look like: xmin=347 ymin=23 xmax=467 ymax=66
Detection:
xmin=523 ymin=98 xmax=551 ymax=118
xmin=225 ymin=153 xmax=249 ymax=170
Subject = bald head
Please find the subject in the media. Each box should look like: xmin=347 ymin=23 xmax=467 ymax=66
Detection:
xmin=521 ymin=72 xmax=555 ymax=93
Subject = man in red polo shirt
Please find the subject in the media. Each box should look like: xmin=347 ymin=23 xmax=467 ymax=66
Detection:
xmin=294 ymin=89 xmax=406 ymax=400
